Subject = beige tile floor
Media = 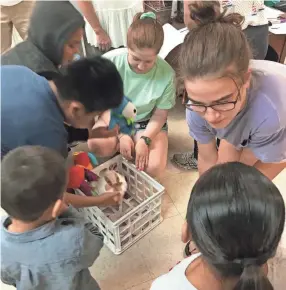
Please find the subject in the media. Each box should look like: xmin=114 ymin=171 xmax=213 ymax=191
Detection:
xmin=1 ymin=102 xmax=285 ymax=290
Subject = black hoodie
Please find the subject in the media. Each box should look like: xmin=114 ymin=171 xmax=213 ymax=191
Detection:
xmin=1 ymin=1 xmax=85 ymax=78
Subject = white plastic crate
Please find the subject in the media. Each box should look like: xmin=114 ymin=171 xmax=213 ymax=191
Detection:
xmin=76 ymin=155 xmax=165 ymax=255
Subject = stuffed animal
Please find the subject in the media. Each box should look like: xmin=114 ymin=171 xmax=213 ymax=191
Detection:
xmin=67 ymin=152 xmax=99 ymax=196
xmin=90 ymin=168 xmax=127 ymax=207
xmin=109 ymin=96 xmax=137 ymax=136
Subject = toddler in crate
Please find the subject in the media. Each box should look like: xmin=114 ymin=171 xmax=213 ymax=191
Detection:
xmin=1 ymin=146 xmax=103 ymax=290
xmin=151 ymin=162 xmax=285 ymax=290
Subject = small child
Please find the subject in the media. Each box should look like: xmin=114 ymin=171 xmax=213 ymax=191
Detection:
xmin=151 ymin=162 xmax=285 ymax=290
xmin=1 ymin=146 xmax=103 ymax=290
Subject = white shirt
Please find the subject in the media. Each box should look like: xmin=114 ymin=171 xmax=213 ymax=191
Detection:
xmin=220 ymin=0 xmax=268 ymax=29
xmin=0 ymin=0 xmax=22 ymax=6
xmin=150 ymin=253 xmax=201 ymax=290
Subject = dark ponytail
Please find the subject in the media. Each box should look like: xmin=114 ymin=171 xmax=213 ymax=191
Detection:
xmin=234 ymin=264 xmax=273 ymax=290
xmin=187 ymin=162 xmax=285 ymax=290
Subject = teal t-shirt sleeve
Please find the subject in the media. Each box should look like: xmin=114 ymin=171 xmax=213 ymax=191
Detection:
xmin=156 ymin=75 xmax=176 ymax=110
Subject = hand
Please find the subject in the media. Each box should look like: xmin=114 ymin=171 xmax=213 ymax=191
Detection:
xmin=135 ymin=138 xmax=149 ymax=171
xmin=181 ymin=220 xmax=192 ymax=243
xmin=96 ymin=191 xmax=121 ymax=207
xmin=89 ymin=125 xmax=119 ymax=139
xmin=96 ymin=28 xmax=111 ymax=51
xmin=119 ymin=135 xmax=134 ymax=160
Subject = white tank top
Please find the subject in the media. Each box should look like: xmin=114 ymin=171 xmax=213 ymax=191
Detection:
xmin=150 ymin=253 xmax=201 ymax=290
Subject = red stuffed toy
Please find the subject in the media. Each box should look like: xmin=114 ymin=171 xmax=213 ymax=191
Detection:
xmin=67 ymin=152 xmax=99 ymax=196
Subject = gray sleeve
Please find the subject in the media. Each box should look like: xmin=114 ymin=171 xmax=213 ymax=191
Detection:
xmin=186 ymin=109 xmax=216 ymax=144
xmin=250 ymin=128 xmax=286 ymax=163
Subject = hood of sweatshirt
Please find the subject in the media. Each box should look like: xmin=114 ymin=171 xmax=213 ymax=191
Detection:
xmin=28 ymin=0 xmax=85 ymax=66
xmin=1 ymin=0 xmax=85 ymax=76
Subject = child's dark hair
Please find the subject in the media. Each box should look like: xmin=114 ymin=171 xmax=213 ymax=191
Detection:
xmin=54 ymin=56 xmax=123 ymax=113
xmin=187 ymin=162 xmax=285 ymax=290
xmin=1 ymin=146 xmax=67 ymax=222
xmin=127 ymin=12 xmax=164 ymax=54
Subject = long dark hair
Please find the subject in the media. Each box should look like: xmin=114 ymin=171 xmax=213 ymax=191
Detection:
xmin=187 ymin=162 xmax=285 ymax=290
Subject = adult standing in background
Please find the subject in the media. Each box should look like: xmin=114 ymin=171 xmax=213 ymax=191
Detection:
xmin=76 ymin=0 xmax=143 ymax=52
xmin=0 ymin=0 xmax=34 ymax=54
xmin=173 ymin=0 xmax=270 ymax=171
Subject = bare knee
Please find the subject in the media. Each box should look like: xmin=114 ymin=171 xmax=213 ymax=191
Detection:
xmin=87 ymin=138 xmax=117 ymax=158
xmin=145 ymin=158 xmax=167 ymax=178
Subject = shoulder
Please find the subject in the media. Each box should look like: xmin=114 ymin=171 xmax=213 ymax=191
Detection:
xmin=151 ymin=255 xmax=200 ymax=290
xmin=248 ymin=74 xmax=286 ymax=134
xmin=156 ymin=56 xmax=175 ymax=77
xmin=104 ymin=51 xmax=127 ymax=70
xmin=1 ymin=64 xmax=34 ymax=76
xmin=1 ymin=41 xmax=59 ymax=74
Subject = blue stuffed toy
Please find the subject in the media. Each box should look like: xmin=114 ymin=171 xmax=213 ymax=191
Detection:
xmin=109 ymin=96 xmax=137 ymax=135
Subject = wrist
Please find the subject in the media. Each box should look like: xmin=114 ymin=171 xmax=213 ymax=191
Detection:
xmin=93 ymin=26 xmax=103 ymax=34
xmin=140 ymin=136 xmax=151 ymax=147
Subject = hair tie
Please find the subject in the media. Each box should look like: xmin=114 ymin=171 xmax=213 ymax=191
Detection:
xmin=140 ymin=12 xmax=156 ymax=20
xmin=232 ymin=252 xmax=270 ymax=268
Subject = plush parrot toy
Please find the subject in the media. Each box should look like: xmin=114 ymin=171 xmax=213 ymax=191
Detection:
xmin=109 ymin=96 xmax=137 ymax=135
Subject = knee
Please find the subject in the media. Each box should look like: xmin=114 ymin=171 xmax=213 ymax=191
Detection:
xmin=145 ymin=158 xmax=167 ymax=178
xmin=87 ymin=138 xmax=117 ymax=158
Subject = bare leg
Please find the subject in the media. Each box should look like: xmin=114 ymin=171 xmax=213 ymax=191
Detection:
xmin=87 ymin=137 xmax=118 ymax=157
xmin=134 ymin=131 xmax=168 ymax=178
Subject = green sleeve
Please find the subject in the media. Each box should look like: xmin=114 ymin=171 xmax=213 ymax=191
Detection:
xmin=156 ymin=75 xmax=176 ymax=110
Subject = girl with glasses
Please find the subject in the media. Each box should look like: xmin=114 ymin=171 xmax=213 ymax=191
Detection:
xmin=177 ymin=2 xmax=286 ymax=256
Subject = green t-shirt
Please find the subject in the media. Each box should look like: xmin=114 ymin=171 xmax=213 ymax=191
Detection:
xmin=106 ymin=52 xmax=176 ymax=121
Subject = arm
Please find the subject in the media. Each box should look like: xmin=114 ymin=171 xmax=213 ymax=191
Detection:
xmin=184 ymin=0 xmax=193 ymax=29
xmin=76 ymin=0 xmax=111 ymax=51
xmin=64 ymin=191 xmax=119 ymax=208
xmin=142 ymin=109 xmax=168 ymax=140
xmin=77 ymin=0 xmax=102 ymax=34
xmin=254 ymin=161 xmax=286 ymax=180
xmin=217 ymin=139 xmax=242 ymax=163
xmin=197 ymin=140 xmax=218 ymax=175
xmin=78 ymin=222 xmax=104 ymax=269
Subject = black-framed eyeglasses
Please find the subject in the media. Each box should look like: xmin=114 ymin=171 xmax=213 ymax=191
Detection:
xmin=183 ymin=85 xmax=241 ymax=113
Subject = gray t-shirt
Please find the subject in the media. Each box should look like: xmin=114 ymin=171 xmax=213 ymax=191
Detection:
xmin=1 ymin=207 xmax=103 ymax=290
xmin=186 ymin=74 xmax=286 ymax=163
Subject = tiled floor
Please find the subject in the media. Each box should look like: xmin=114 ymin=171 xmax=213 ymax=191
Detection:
xmin=1 ymin=102 xmax=285 ymax=290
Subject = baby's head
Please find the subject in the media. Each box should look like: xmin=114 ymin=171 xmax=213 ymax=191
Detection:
xmin=1 ymin=146 xmax=67 ymax=225
xmin=187 ymin=162 xmax=285 ymax=288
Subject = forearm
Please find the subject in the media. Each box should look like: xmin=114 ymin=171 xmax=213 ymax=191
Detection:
xmin=198 ymin=152 xmax=218 ymax=175
xmin=143 ymin=109 xmax=168 ymax=140
xmin=197 ymin=139 xmax=218 ymax=175
xmin=254 ymin=161 xmax=286 ymax=180
xmin=77 ymin=0 xmax=102 ymax=32
xmin=64 ymin=192 xmax=105 ymax=208
xmin=184 ymin=0 xmax=192 ymax=28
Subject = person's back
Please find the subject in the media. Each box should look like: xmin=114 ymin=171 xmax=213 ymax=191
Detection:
xmin=1 ymin=146 xmax=103 ymax=289
xmin=151 ymin=162 xmax=285 ymax=290
xmin=1 ymin=65 xmax=68 ymax=157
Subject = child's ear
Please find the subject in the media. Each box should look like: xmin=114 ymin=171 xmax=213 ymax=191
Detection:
xmin=243 ymin=69 xmax=252 ymax=89
xmin=52 ymin=199 xmax=66 ymax=218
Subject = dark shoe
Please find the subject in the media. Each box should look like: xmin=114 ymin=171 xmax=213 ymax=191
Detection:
xmin=171 ymin=152 xmax=198 ymax=170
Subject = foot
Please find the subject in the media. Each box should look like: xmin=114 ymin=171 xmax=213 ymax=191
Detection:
xmin=171 ymin=152 xmax=198 ymax=170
